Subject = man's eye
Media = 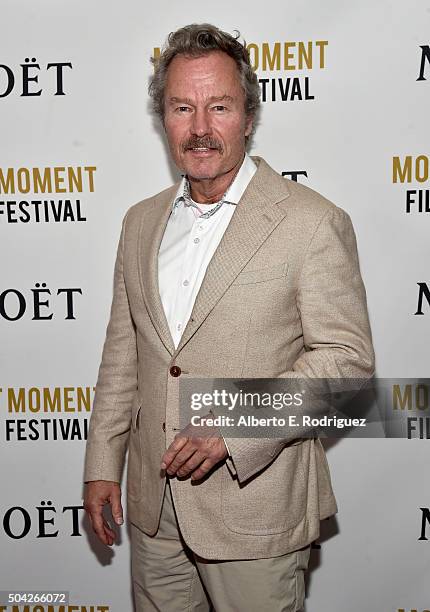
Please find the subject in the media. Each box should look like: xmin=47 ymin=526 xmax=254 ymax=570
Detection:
xmin=177 ymin=106 xmax=191 ymax=112
xmin=212 ymin=105 xmax=226 ymax=111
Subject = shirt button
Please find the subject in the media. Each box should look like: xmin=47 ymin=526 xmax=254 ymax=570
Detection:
xmin=177 ymin=323 xmax=182 ymax=331
xmin=183 ymin=279 xmax=189 ymax=286
xmin=194 ymin=237 xmax=200 ymax=244
xmin=169 ymin=365 xmax=181 ymax=377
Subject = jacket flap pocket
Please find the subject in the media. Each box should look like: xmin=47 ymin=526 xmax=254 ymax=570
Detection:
xmin=131 ymin=399 xmax=142 ymax=431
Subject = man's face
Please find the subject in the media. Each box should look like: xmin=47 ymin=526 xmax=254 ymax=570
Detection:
xmin=163 ymin=51 xmax=253 ymax=182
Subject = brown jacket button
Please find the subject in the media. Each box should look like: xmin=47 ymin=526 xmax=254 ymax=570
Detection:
xmin=169 ymin=365 xmax=181 ymax=377
xmin=162 ymin=422 xmax=166 ymax=432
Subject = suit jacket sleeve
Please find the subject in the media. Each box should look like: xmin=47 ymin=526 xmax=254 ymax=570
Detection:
xmin=223 ymin=205 xmax=375 ymax=483
xmin=83 ymin=209 xmax=138 ymax=483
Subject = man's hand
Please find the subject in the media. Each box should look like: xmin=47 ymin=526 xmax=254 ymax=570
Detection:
xmin=84 ymin=480 xmax=123 ymax=546
xmin=161 ymin=418 xmax=228 ymax=481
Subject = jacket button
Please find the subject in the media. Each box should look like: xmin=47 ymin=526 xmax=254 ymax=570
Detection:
xmin=169 ymin=365 xmax=181 ymax=377
xmin=162 ymin=422 xmax=166 ymax=432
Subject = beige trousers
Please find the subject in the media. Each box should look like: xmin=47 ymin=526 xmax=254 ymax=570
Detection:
xmin=130 ymin=480 xmax=311 ymax=612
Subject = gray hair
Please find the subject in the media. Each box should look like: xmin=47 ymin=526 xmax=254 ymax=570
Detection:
xmin=149 ymin=23 xmax=261 ymax=127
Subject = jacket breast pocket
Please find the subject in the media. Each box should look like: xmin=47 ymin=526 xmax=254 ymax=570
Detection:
xmin=232 ymin=262 xmax=288 ymax=285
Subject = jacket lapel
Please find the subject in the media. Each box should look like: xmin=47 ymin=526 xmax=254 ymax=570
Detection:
xmin=175 ymin=157 xmax=291 ymax=353
xmin=137 ymin=157 xmax=291 ymax=357
xmin=137 ymin=184 xmax=179 ymax=355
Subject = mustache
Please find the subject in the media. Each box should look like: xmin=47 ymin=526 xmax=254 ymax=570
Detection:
xmin=182 ymin=137 xmax=223 ymax=152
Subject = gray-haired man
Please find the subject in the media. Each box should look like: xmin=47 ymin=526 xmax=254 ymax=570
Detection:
xmin=83 ymin=23 xmax=374 ymax=611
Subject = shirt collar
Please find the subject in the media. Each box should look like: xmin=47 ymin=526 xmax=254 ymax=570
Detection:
xmin=172 ymin=152 xmax=257 ymax=213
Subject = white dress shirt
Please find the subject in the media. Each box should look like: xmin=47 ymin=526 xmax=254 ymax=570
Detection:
xmin=158 ymin=153 xmax=257 ymax=349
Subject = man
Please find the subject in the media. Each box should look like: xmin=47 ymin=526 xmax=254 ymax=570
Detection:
xmin=83 ymin=23 xmax=375 ymax=611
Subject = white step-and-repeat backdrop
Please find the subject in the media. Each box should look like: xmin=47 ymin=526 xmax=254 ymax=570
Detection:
xmin=1 ymin=1 xmax=429 ymax=610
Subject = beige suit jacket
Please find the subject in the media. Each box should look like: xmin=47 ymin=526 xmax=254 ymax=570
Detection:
xmin=84 ymin=156 xmax=375 ymax=559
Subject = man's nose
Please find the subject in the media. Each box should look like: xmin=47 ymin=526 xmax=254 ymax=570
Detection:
xmin=190 ymin=109 xmax=212 ymax=137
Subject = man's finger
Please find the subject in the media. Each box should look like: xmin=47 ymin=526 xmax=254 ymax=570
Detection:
xmin=190 ymin=458 xmax=215 ymax=481
xmin=110 ymin=489 xmax=124 ymax=525
xmin=87 ymin=507 xmax=115 ymax=546
xmin=176 ymin=450 xmax=206 ymax=477
xmin=102 ymin=518 xmax=116 ymax=545
xmin=160 ymin=435 xmax=189 ymax=470
xmin=165 ymin=443 xmax=197 ymax=475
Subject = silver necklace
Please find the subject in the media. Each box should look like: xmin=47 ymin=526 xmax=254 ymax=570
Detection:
xmin=183 ymin=162 xmax=242 ymax=219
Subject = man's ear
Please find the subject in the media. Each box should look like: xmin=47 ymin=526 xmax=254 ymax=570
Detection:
xmin=245 ymin=114 xmax=254 ymax=138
